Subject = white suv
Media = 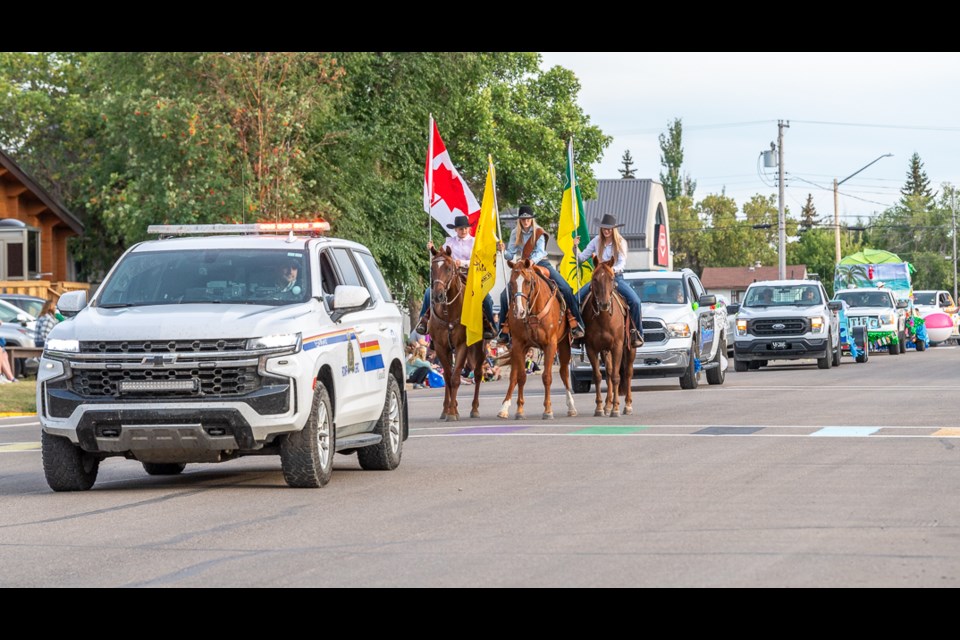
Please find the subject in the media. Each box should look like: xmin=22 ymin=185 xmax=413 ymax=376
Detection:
xmin=38 ymin=223 xmax=407 ymax=491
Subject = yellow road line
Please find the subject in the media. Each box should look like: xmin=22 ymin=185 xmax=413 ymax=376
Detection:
xmin=0 ymin=442 xmax=40 ymax=452
xmin=0 ymin=412 xmax=37 ymax=418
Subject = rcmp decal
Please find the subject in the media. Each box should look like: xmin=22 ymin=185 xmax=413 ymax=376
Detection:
xmin=359 ymin=339 xmax=385 ymax=372
xmin=302 ymin=328 xmax=382 ymax=376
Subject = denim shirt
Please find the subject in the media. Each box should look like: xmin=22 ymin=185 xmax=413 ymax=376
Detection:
xmin=504 ymin=227 xmax=547 ymax=264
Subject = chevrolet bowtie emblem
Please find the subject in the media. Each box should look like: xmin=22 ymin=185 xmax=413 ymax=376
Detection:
xmin=143 ymin=354 xmax=177 ymax=365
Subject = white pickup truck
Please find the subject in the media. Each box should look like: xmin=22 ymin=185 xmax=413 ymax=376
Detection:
xmin=571 ymin=268 xmax=727 ymax=391
xmin=728 ymin=279 xmax=842 ymax=370
xmin=833 ymin=287 xmax=909 ymax=354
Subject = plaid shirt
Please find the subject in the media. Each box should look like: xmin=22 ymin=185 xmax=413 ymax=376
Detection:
xmin=35 ymin=313 xmax=58 ymax=345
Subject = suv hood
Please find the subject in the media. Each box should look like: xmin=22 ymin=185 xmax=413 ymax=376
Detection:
xmin=737 ymin=304 xmax=824 ymax=318
xmin=48 ymin=303 xmax=315 ymax=341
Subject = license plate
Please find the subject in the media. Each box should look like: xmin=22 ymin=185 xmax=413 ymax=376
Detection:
xmin=848 ymin=317 xmax=868 ymax=327
xmin=771 ymin=341 xmax=788 ymax=350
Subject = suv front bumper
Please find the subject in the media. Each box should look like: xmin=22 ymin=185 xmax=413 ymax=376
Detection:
xmin=734 ymin=337 xmax=828 ymax=360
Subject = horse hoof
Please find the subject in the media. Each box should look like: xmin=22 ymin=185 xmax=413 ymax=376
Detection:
xmin=470 ymin=410 xmax=480 ymax=418
xmin=542 ymin=412 xmax=554 ymax=420
xmin=439 ymin=413 xmax=447 ymax=421
xmin=515 ymin=413 xmax=524 ymax=420
xmin=446 ymin=414 xmax=459 ymax=422
xmin=611 ymin=410 xmax=620 ymax=418
xmin=594 ymin=410 xmax=604 ymax=417
xmin=497 ymin=411 xmax=509 ymax=419
xmin=567 ymin=410 xmax=578 ymax=417
xmin=624 ymin=406 xmax=633 ymax=415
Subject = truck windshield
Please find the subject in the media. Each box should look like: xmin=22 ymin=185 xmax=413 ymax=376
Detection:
xmin=96 ymin=249 xmax=310 ymax=307
xmin=834 ymin=291 xmax=892 ymax=308
xmin=913 ymin=292 xmax=936 ymax=306
xmin=744 ymin=285 xmax=821 ymax=307
xmin=626 ymin=278 xmax=686 ymax=304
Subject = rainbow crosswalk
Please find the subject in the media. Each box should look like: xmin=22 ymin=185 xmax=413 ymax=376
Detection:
xmin=411 ymin=424 xmax=960 ymax=439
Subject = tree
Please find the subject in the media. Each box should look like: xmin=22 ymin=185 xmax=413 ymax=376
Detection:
xmin=900 ymin=152 xmax=936 ymax=210
xmin=799 ymin=193 xmax=819 ymax=231
xmin=667 ymin=194 xmax=704 ymax=273
xmin=619 ymin=149 xmax=636 ymax=179
xmin=659 ymin=118 xmax=687 ymax=201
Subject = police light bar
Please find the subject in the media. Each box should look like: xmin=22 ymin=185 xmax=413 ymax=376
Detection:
xmin=147 ymin=220 xmax=330 ymax=235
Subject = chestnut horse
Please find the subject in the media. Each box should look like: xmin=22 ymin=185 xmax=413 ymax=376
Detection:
xmin=581 ymin=259 xmax=634 ymax=417
xmin=427 ymin=246 xmax=484 ymax=421
xmin=497 ymin=259 xmax=577 ymax=420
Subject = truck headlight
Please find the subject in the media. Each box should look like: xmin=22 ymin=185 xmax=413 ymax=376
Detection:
xmin=811 ymin=316 xmax=824 ymax=333
xmin=667 ymin=322 xmax=691 ymax=338
xmin=247 ymin=332 xmax=301 ymax=351
xmin=736 ymin=319 xmax=747 ymax=336
xmin=45 ymin=338 xmax=79 ymax=353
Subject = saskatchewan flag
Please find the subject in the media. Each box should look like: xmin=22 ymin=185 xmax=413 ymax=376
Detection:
xmin=462 ymin=155 xmax=499 ymax=346
xmin=557 ymin=139 xmax=592 ymax=293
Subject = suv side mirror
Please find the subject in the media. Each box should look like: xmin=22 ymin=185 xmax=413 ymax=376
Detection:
xmin=727 ymin=303 xmax=740 ymax=314
xmin=827 ymin=301 xmax=843 ymax=312
xmin=896 ymin=300 xmax=908 ymax=309
xmin=698 ymin=294 xmax=717 ymax=307
xmin=58 ymin=290 xmax=87 ymax=317
xmin=330 ymin=285 xmax=371 ymax=323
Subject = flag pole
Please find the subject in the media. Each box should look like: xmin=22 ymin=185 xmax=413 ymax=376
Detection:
xmin=427 ymin=114 xmax=435 ymax=310
xmin=569 ymin=138 xmax=582 ymax=308
xmin=491 ymin=154 xmax=507 ymax=315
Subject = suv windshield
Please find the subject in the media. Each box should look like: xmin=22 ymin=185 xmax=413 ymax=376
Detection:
xmin=626 ymin=278 xmax=686 ymax=304
xmin=96 ymin=249 xmax=310 ymax=307
xmin=744 ymin=285 xmax=822 ymax=307
xmin=834 ymin=291 xmax=892 ymax=308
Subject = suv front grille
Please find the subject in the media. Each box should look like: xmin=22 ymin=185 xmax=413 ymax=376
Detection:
xmin=80 ymin=339 xmax=247 ymax=354
xmin=751 ymin=318 xmax=808 ymax=336
xmin=69 ymin=365 xmax=262 ymax=398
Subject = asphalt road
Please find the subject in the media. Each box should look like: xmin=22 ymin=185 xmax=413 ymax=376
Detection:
xmin=1 ymin=345 xmax=958 ymax=587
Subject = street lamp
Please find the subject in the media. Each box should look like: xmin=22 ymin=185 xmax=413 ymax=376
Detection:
xmin=833 ymin=153 xmax=893 ymax=263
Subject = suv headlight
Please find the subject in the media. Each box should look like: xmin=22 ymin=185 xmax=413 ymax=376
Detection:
xmin=666 ymin=322 xmax=690 ymax=338
xmin=246 ymin=332 xmax=301 ymax=351
xmin=45 ymin=338 xmax=79 ymax=353
xmin=811 ymin=316 xmax=824 ymax=333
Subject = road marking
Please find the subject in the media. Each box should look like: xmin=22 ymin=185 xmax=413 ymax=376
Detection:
xmin=0 ymin=412 xmax=37 ymax=418
xmin=933 ymin=428 xmax=960 ymax=437
xmin=0 ymin=442 xmax=40 ymax=452
xmin=410 ymin=424 xmax=958 ymax=439
xmin=572 ymin=426 xmax=647 ymax=435
xmin=811 ymin=427 xmax=880 ymax=437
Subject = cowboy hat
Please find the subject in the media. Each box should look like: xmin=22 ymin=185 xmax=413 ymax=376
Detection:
xmin=598 ymin=213 xmax=625 ymax=229
xmin=517 ymin=205 xmax=535 ymax=219
xmin=446 ymin=215 xmax=471 ymax=229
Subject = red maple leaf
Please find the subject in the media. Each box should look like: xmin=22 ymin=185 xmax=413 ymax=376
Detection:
xmin=432 ymin=162 xmax=470 ymax=218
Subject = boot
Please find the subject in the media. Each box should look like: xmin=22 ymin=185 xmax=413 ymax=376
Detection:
xmin=482 ymin=318 xmax=496 ymax=341
xmin=571 ymin=322 xmax=585 ymax=340
xmin=415 ymin=309 xmax=430 ymax=335
xmin=630 ymin=328 xmax=644 ymax=348
xmin=497 ymin=320 xmax=511 ymax=346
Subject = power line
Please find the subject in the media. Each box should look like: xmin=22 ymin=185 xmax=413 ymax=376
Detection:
xmin=793 ymin=119 xmax=960 ymax=132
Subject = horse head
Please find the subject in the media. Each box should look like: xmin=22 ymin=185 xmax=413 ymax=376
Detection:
xmin=429 ymin=245 xmax=459 ymax=306
xmin=591 ymin=259 xmax=616 ymax=313
xmin=506 ymin=258 xmax=538 ymax=321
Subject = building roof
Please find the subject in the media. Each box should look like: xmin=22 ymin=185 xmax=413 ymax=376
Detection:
xmin=583 ymin=179 xmax=658 ymax=238
xmin=0 ymin=148 xmax=84 ymax=234
xmin=701 ymin=265 xmax=808 ymax=289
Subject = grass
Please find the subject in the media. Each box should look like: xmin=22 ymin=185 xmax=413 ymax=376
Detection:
xmin=0 ymin=379 xmax=37 ymax=414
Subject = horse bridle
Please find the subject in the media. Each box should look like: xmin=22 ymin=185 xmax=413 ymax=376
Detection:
xmin=431 ymin=256 xmax=463 ymax=318
xmin=590 ymin=269 xmax=615 ymax=317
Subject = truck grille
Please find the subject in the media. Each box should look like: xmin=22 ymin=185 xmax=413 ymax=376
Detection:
xmin=69 ymin=365 xmax=262 ymax=398
xmin=642 ymin=319 xmax=667 ymax=344
xmin=751 ymin=318 xmax=808 ymax=336
xmin=80 ymin=339 xmax=247 ymax=354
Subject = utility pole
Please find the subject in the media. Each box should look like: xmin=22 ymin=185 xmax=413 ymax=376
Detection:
xmin=833 ymin=153 xmax=892 ymax=264
xmin=953 ymin=191 xmax=957 ymax=303
xmin=777 ymin=120 xmax=788 ymax=280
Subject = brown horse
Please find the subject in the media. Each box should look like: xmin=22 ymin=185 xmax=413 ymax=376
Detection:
xmin=580 ymin=259 xmax=634 ymax=417
xmin=427 ymin=246 xmax=484 ymax=421
xmin=497 ymin=259 xmax=577 ymax=420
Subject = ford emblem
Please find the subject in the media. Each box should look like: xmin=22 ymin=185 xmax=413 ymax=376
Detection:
xmin=772 ymin=323 xmax=786 ymax=330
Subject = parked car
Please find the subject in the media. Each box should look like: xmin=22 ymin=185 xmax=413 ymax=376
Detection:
xmin=0 ymin=294 xmax=46 ymax=319
xmin=0 ymin=298 xmax=39 ymax=377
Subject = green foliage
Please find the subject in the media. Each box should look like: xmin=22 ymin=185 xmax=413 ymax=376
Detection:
xmin=619 ymin=149 xmax=636 ymax=179
xmin=800 ymin=193 xmax=819 ymax=230
xmin=788 ymin=228 xmax=859 ymax=297
xmin=667 ymin=195 xmax=703 ymax=274
xmin=900 ymin=152 xmax=936 ymax=209
xmin=658 ymin=118 xmax=684 ymax=201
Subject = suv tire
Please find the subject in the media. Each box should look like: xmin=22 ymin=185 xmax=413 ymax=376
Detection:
xmin=281 ymin=381 xmax=335 ymax=488
xmin=734 ymin=358 xmax=748 ymax=372
xmin=358 ymin=375 xmax=404 ymax=471
xmin=42 ymin=431 xmax=99 ymax=492
xmin=818 ymin=331 xmax=832 ymax=369
xmin=679 ymin=345 xmax=699 ymax=389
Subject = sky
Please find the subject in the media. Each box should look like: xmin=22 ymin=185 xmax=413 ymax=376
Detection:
xmin=539 ymin=52 xmax=960 ymax=225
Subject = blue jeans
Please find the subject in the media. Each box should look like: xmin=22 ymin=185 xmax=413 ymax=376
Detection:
xmin=577 ymin=274 xmax=643 ymax=332
xmin=420 ymin=288 xmax=494 ymax=327
xmin=499 ymin=260 xmax=585 ymax=330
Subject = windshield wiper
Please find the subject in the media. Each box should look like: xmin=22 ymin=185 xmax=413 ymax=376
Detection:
xmin=98 ymin=303 xmax=134 ymax=308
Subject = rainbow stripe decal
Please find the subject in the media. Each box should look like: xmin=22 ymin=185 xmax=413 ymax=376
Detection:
xmin=302 ymin=328 xmax=355 ymax=351
xmin=359 ymin=339 xmax=384 ymax=371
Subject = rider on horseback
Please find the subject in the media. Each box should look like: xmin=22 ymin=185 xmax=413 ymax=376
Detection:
xmin=496 ymin=205 xmax=586 ymax=345
xmin=574 ymin=213 xmax=644 ymax=348
xmin=415 ymin=215 xmax=496 ymax=339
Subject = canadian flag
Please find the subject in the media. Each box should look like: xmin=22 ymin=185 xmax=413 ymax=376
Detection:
xmin=424 ymin=117 xmax=481 ymax=236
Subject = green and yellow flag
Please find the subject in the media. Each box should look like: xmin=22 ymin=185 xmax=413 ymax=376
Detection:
xmin=557 ymin=139 xmax=592 ymax=293
xmin=462 ymin=155 xmax=499 ymax=346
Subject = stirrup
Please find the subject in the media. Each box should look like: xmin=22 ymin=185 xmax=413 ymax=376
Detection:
xmin=631 ymin=330 xmax=644 ymax=348
xmin=571 ymin=324 xmax=585 ymax=339
xmin=415 ymin=317 xmax=428 ymax=334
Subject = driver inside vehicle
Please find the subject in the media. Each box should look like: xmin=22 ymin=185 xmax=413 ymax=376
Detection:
xmin=276 ymin=260 xmax=301 ymax=293
xmin=802 ymin=288 xmax=817 ymax=303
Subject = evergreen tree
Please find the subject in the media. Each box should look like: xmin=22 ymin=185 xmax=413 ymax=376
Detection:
xmin=619 ymin=149 xmax=636 ymax=179
xmin=800 ymin=193 xmax=819 ymax=231
xmin=658 ymin=118 xmax=688 ymax=201
xmin=900 ymin=152 xmax=937 ymax=209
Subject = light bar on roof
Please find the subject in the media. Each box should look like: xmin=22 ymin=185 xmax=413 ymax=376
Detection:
xmin=147 ymin=220 xmax=330 ymax=235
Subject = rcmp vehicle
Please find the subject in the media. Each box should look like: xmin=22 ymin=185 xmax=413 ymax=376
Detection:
xmin=37 ymin=221 xmax=408 ymax=491
xmin=729 ymin=280 xmax=842 ymax=370
xmin=571 ymin=269 xmax=727 ymax=391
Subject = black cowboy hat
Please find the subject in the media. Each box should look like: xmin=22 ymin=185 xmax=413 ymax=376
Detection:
xmin=517 ymin=205 xmax=535 ymax=219
xmin=446 ymin=214 xmax=471 ymax=229
xmin=598 ymin=213 xmax=625 ymax=229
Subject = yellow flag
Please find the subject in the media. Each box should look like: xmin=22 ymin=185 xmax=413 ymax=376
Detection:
xmin=557 ymin=139 xmax=592 ymax=293
xmin=462 ymin=156 xmax=498 ymax=346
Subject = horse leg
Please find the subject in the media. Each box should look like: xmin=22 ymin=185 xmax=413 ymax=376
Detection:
xmin=558 ymin=335 xmax=577 ymax=417
xmin=602 ymin=349 xmax=615 ymax=417
xmin=445 ymin=343 xmax=466 ymax=422
xmin=470 ymin=343 xmax=482 ymax=419
xmin=621 ymin=343 xmax=634 ymax=415
xmin=541 ymin=340 xmax=558 ymax=419
xmin=498 ymin=346 xmax=521 ymax=419
xmin=514 ymin=346 xmax=528 ymax=419
xmin=437 ymin=348 xmax=451 ymax=420
xmin=587 ymin=346 xmax=604 ymax=417
xmin=608 ymin=342 xmax=622 ymax=418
